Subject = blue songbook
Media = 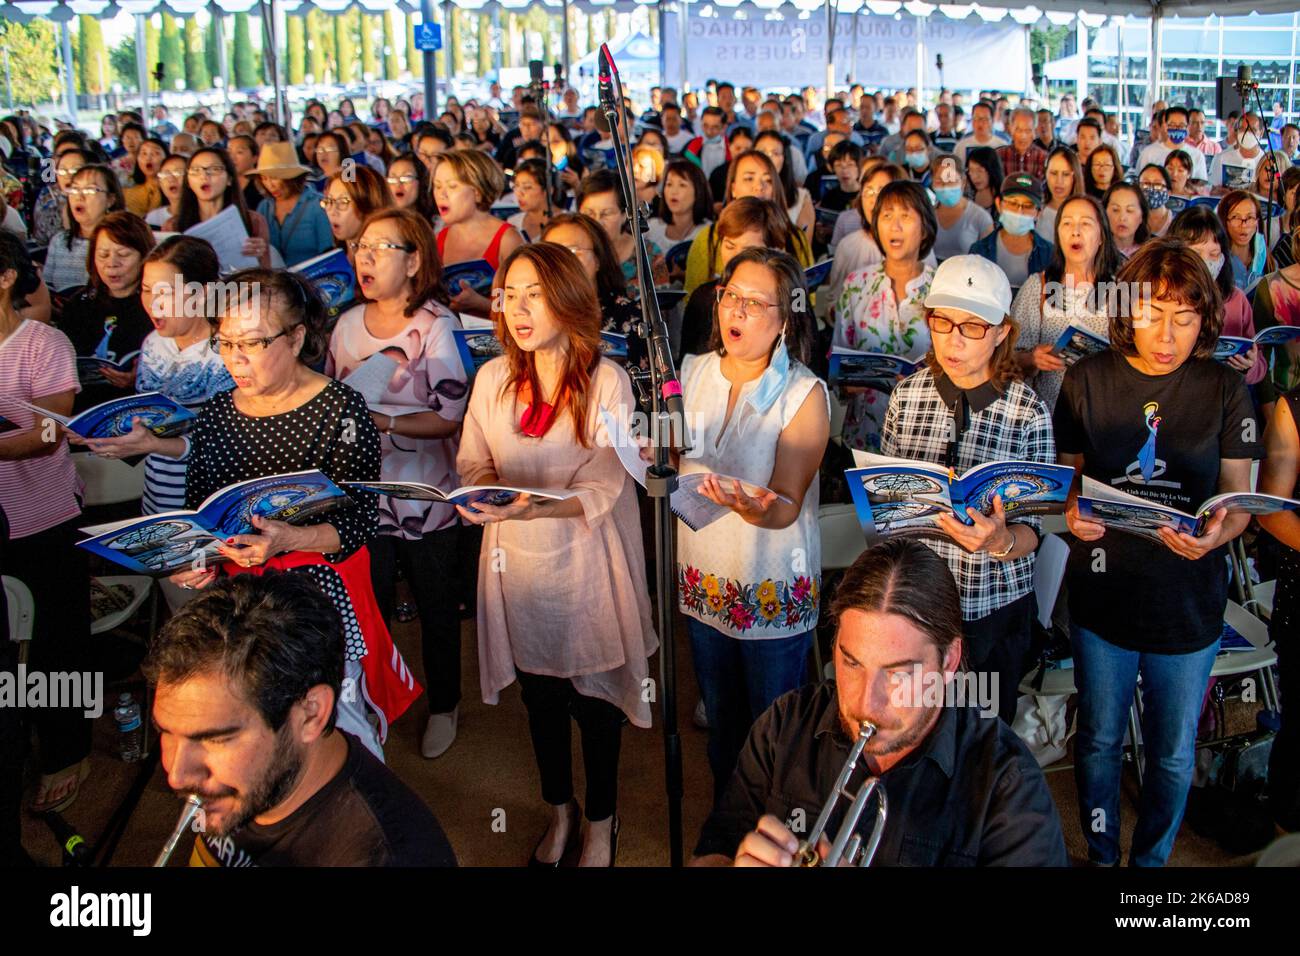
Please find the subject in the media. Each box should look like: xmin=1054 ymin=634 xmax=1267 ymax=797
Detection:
xmin=1051 ymin=323 xmax=1110 ymax=367
xmin=805 ymin=259 xmax=834 ymax=289
xmin=77 ymin=470 xmax=348 ymax=574
xmin=1215 ymin=324 xmax=1300 ymax=360
xmin=1077 ymin=476 xmax=1300 ymax=541
xmin=846 ymin=454 xmax=1074 ymax=540
xmin=443 ymin=259 xmax=496 ymax=297
xmin=827 ymin=348 xmax=919 ymax=390
xmin=5 ymin=391 xmax=195 ymax=440
xmin=600 ymin=332 xmax=629 ymax=362
xmin=291 ymin=247 xmax=356 ymax=317
xmin=452 ymin=327 xmax=505 ymax=378
xmin=664 ymin=240 xmax=693 ymax=273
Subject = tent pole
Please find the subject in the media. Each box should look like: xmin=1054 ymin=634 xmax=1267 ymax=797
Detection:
xmin=60 ymin=20 xmax=77 ymax=125
xmin=915 ymin=13 xmax=925 ymax=101
xmin=679 ymin=0 xmax=688 ymax=93
xmin=422 ymin=0 xmax=438 ymax=117
xmin=563 ymin=0 xmax=572 ymax=85
xmin=825 ymin=0 xmax=834 ymax=101
xmin=657 ymin=1 xmax=665 ymax=92
xmin=1148 ymin=8 xmax=1162 ymax=109
xmin=215 ymin=11 xmax=230 ymax=114
xmin=136 ymin=14 xmax=149 ymax=133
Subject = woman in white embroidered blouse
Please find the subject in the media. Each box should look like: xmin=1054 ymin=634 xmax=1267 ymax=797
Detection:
xmin=675 ymin=247 xmax=830 ymax=804
xmin=832 ymin=179 xmax=937 ymax=451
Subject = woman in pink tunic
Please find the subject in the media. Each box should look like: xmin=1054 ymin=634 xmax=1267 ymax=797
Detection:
xmin=455 ymin=242 xmax=656 ymax=867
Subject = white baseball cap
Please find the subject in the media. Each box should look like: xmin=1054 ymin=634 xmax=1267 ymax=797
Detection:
xmin=923 ymin=254 xmax=1012 ymax=326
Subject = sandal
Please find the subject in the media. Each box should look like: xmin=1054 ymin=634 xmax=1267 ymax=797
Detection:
xmin=31 ymin=758 xmax=90 ymax=815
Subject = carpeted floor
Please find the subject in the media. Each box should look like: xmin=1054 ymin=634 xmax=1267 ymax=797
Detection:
xmin=17 ymin=605 xmax=1271 ymax=867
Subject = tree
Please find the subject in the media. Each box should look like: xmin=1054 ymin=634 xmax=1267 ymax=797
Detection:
xmin=305 ymin=10 xmax=328 ymax=84
xmin=158 ymin=13 xmax=183 ymax=91
xmin=335 ymin=12 xmax=357 ymax=87
xmin=406 ymin=16 xmax=422 ymax=78
xmin=184 ymin=17 xmax=210 ymax=91
xmin=449 ymin=9 xmax=464 ymax=76
xmin=287 ymin=15 xmax=305 ymax=86
xmin=477 ymin=15 xmax=491 ymax=77
xmin=383 ymin=12 xmax=399 ymax=82
xmin=0 ymin=21 xmax=58 ymax=106
xmin=233 ymin=12 xmax=257 ymax=89
xmin=146 ymin=18 xmax=160 ymax=92
xmin=77 ymin=15 xmax=109 ymax=97
xmin=1030 ymin=26 xmax=1071 ymax=73
xmin=205 ymin=13 xmax=222 ymax=83
xmin=361 ymin=14 xmax=378 ymax=81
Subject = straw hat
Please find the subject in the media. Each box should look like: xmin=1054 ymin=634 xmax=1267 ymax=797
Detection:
xmin=252 ymin=141 xmax=312 ymax=179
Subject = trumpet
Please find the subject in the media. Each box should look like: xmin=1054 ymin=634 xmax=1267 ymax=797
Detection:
xmin=795 ymin=721 xmax=888 ymax=867
xmin=154 ymin=794 xmax=203 ymax=867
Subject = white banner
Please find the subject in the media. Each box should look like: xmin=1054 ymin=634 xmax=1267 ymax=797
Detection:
xmin=663 ymin=12 xmax=1027 ymax=94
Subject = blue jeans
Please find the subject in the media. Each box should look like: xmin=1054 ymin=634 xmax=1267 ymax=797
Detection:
xmin=687 ymin=617 xmax=813 ymax=807
xmin=1071 ymin=624 xmax=1218 ymax=867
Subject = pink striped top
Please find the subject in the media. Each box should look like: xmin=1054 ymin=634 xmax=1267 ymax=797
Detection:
xmin=0 ymin=320 xmax=83 ymax=538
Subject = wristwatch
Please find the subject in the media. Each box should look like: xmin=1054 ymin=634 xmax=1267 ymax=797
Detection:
xmin=988 ymin=527 xmax=1017 ymax=559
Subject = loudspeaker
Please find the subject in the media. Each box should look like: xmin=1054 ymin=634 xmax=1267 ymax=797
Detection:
xmin=1216 ymin=77 xmax=1245 ymax=119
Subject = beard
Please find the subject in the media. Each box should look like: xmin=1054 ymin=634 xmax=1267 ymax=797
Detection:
xmin=203 ymin=724 xmax=307 ymax=838
xmin=839 ymin=708 xmax=937 ymax=758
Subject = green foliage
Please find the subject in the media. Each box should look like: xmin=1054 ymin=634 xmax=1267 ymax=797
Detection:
xmin=306 ymin=10 xmax=328 ymax=84
xmin=205 ymin=15 xmax=224 ymax=85
xmin=233 ymin=12 xmax=258 ymax=88
xmin=1030 ymin=26 xmax=1071 ymax=71
xmin=158 ymin=13 xmax=183 ymax=91
xmin=184 ymin=17 xmax=210 ymax=91
xmin=77 ymin=15 xmax=109 ymax=96
xmin=477 ymin=15 xmax=492 ymax=77
xmin=407 ymin=16 xmax=422 ymax=78
xmin=383 ymin=12 xmax=400 ymax=81
xmin=335 ymin=11 xmax=357 ymax=86
xmin=0 ymin=21 xmax=59 ymax=106
xmin=287 ymin=15 xmax=306 ymax=86
xmin=361 ymin=14 xmax=378 ymax=81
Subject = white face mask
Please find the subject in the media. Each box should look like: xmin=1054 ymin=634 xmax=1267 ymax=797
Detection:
xmin=1240 ymin=131 xmax=1261 ymax=152
xmin=1204 ymin=254 xmax=1226 ymax=279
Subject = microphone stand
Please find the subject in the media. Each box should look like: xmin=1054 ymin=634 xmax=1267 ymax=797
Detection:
xmin=598 ymin=43 xmax=686 ymax=867
xmin=1241 ymin=77 xmax=1278 ymax=251
xmin=529 ymin=72 xmax=556 ymax=223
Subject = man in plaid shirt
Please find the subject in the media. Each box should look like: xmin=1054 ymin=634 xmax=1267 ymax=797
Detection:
xmin=879 ymin=255 xmax=1056 ymax=722
xmin=997 ymin=108 xmax=1049 ymax=181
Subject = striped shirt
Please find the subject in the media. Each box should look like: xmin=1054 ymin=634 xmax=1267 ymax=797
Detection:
xmin=135 ymin=332 xmax=234 ymax=514
xmin=0 ymin=320 xmax=83 ymax=538
xmin=881 ymin=367 xmax=1056 ymax=621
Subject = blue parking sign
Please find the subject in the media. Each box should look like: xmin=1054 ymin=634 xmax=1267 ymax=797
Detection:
xmin=415 ymin=23 xmax=442 ymax=52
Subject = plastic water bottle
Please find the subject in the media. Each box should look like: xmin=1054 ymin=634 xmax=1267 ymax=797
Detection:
xmin=114 ymin=692 xmax=142 ymax=763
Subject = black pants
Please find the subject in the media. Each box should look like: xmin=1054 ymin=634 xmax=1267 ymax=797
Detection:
xmin=369 ymin=527 xmax=463 ymax=714
xmin=963 ymin=592 xmax=1035 ymax=725
xmin=516 ymin=669 xmax=624 ymax=822
xmin=0 ymin=519 xmax=93 ymax=773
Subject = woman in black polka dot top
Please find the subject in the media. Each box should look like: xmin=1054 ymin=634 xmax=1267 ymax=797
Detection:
xmin=165 ymin=269 xmax=424 ymax=757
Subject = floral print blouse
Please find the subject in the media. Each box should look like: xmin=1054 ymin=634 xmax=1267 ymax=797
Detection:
xmin=831 ymin=262 xmax=935 ymax=451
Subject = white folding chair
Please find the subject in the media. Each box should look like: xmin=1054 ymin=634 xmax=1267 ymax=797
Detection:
xmin=4 ymin=575 xmax=34 ymax=666
xmin=72 ymin=453 xmax=156 ymax=636
xmin=815 ymin=503 xmax=867 ymax=679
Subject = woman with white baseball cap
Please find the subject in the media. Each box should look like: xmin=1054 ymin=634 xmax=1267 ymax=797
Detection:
xmin=880 ymin=254 xmax=1056 ymax=723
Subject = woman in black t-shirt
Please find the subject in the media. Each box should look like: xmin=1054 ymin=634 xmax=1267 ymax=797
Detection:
xmin=61 ymin=211 xmax=156 ymax=412
xmin=1054 ymin=240 xmax=1263 ymax=866
xmin=1260 ymin=386 xmax=1300 ymax=831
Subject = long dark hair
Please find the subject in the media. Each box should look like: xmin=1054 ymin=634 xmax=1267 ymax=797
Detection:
xmin=87 ymin=211 xmax=155 ymax=297
xmin=1168 ymin=205 xmax=1236 ymax=303
xmin=1110 ymin=239 xmax=1223 ymax=360
xmin=754 ymin=130 xmax=799 ymax=209
xmin=658 ymin=159 xmax=712 ymax=227
xmin=355 ymin=208 xmax=449 ymax=314
xmin=214 ymin=268 xmax=330 ymax=367
xmin=1043 ymin=194 xmax=1121 ymax=289
xmin=1103 ymin=180 xmax=1151 ymax=246
xmin=964 ymin=146 xmax=1003 ymax=203
xmin=177 ymin=147 xmax=254 ymax=234
xmin=708 ymin=247 xmax=813 ymax=367
xmin=542 ymin=212 xmax=627 ymax=305
xmin=144 ymin=234 xmax=221 ymax=287
xmin=386 ymin=153 xmax=436 ymax=222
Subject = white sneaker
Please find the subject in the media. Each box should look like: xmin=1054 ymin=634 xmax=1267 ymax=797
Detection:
xmin=421 ymin=707 xmax=459 ymax=759
xmin=693 ymin=698 xmax=709 ymax=730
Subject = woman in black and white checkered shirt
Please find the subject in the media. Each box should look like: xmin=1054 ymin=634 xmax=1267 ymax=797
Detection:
xmin=881 ymin=254 xmax=1055 ymax=724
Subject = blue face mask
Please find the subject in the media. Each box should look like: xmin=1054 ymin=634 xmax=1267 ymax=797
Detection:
xmin=905 ymin=151 xmax=929 ymax=170
xmin=1000 ymin=210 xmax=1037 ymax=236
xmin=934 ymin=186 xmax=963 ymax=207
xmin=705 ymin=134 xmax=723 ymax=146
xmin=1142 ymin=185 xmax=1169 ymax=209
xmin=747 ymin=331 xmax=791 ymax=415
xmin=1167 ymin=128 xmax=1188 ymax=145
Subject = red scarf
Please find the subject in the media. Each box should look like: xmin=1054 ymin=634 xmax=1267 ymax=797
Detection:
xmin=518 ymin=379 xmax=567 ymax=438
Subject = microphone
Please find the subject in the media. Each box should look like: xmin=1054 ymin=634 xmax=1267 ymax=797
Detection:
xmin=598 ymin=44 xmax=617 ymax=117
xmin=1235 ymin=64 xmax=1256 ymax=96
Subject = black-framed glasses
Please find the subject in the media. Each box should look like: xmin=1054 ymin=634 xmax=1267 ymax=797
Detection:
xmin=210 ymin=327 xmax=296 ymax=356
xmin=348 ymin=239 xmax=414 ymax=257
xmin=928 ymin=314 xmax=993 ymax=339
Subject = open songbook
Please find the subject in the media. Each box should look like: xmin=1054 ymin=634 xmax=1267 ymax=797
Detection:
xmin=77 ymin=469 xmax=348 ymax=574
xmin=846 ymin=452 xmax=1073 ymax=540
xmin=1051 ymin=323 xmax=1109 ymax=367
xmin=343 ymin=481 xmax=577 ymax=513
xmin=598 ymin=407 xmax=791 ymax=532
xmin=1215 ymin=325 xmax=1300 ymax=361
xmin=827 ymin=348 xmax=920 ymax=391
xmin=1076 ymin=475 xmax=1300 ymax=541
xmin=3 ymin=392 xmax=195 ymax=440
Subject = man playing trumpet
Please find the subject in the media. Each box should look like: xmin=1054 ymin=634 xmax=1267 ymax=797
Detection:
xmin=146 ymin=572 xmax=456 ymax=867
xmin=691 ymin=539 xmax=1067 ymax=866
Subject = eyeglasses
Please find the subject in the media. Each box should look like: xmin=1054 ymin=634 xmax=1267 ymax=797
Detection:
xmin=157 ymin=170 xmax=184 ymax=181
xmin=210 ymin=327 xmax=297 ymax=355
xmin=56 ymin=166 xmax=85 ymax=179
xmin=386 ymin=174 xmax=418 ymax=186
xmin=316 ymin=146 xmax=341 ymax=156
xmin=187 ymin=165 xmax=226 ymax=179
xmin=66 ymin=186 xmax=107 ymax=198
xmin=559 ymin=243 xmax=594 ymax=258
xmin=1227 ymin=214 xmax=1259 ymax=226
xmin=717 ymin=287 xmax=778 ymax=316
xmin=1001 ymin=199 xmax=1038 ymax=214
xmin=320 ymin=196 xmax=354 ymax=211
xmin=348 ymin=239 xmax=413 ymax=257
xmin=927 ymin=314 xmax=993 ymax=339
